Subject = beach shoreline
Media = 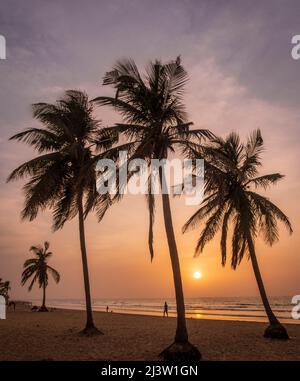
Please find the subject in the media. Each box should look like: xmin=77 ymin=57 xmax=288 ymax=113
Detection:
xmin=1 ymin=308 xmax=300 ymax=361
xmin=47 ymin=304 xmax=300 ymax=325
xmin=33 ymin=295 xmax=299 ymax=325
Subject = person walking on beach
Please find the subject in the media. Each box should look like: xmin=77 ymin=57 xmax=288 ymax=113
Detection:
xmin=163 ymin=301 xmax=168 ymax=317
xmin=106 ymin=306 xmax=109 ymax=313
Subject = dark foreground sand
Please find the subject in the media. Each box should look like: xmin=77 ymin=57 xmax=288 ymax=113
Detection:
xmin=0 ymin=309 xmax=300 ymax=360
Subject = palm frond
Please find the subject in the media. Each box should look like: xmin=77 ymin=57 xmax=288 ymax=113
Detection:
xmin=47 ymin=266 xmax=60 ymax=283
xmin=194 ymin=203 xmax=226 ymax=255
xmin=231 ymin=217 xmax=247 ymax=269
xmin=247 ymin=173 xmax=284 ymax=189
xmin=146 ymin=173 xmax=155 ymax=261
xmin=9 ymin=128 xmax=61 ymax=153
xmin=29 ymin=246 xmax=43 ymax=256
xmin=182 ymin=193 xmax=219 ymax=233
xmin=220 ymin=205 xmax=233 ymax=266
xmin=247 ymin=191 xmax=293 ymax=238
xmin=242 ymin=129 xmax=263 ymax=177
xmin=7 ymin=152 xmax=63 ymax=182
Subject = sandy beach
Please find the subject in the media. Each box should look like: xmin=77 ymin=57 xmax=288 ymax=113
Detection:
xmin=0 ymin=308 xmax=299 ymax=361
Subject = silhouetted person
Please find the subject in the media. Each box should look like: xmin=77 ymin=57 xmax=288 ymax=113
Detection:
xmin=163 ymin=301 xmax=168 ymax=317
xmin=106 ymin=306 xmax=109 ymax=313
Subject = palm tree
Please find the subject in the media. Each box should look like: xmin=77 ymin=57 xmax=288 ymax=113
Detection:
xmin=0 ymin=279 xmax=11 ymax=305
xmin=21 ymin=241 xmax=60 ymax=311
xmin=183 ymin=130 xmax=292 ymax=339
xmin=7 ymin=90 xmax=114 ymax=334
xmin=93 ymin=57 xmax=212 ymax=359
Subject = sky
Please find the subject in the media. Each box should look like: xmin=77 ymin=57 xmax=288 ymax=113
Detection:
xmin=0 ymin=0 xmax=299 ymax=301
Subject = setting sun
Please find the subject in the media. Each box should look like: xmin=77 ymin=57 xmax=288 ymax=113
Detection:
xmin=193 ymin=271 xmax=202 ymax=280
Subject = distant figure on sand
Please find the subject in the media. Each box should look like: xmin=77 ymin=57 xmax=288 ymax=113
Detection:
xmin=106 ymin=306 xmax=109 ymax=313
xmin=163 ymin=301 xmax=168 ymax=317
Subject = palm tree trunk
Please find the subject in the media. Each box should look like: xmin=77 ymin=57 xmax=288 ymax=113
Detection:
xmin=39 ymin=283 xmax=48 ymax=311
xmin=42 ymin=284 xmax=46 ymax=309
xmin=246 ymin=234 xmax=279 ymax=325
xmin=77 ymin=194 xmax=96 ymax=331
xmin=159 ymin=166 xmax=188 ymax=343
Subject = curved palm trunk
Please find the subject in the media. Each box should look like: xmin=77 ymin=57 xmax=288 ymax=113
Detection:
xmin=247 ymin=234 xmax=288 ymax=339
xmin=247 ymin=234 xmax=278 ymax=323
xmin=77 ymin=195 xmax=99 ymax=333
xmin=159 ymin=167 xmax=188 ymax=343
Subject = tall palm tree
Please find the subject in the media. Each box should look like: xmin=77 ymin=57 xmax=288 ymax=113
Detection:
xmin=183 ymin=130 xmax=292 ymax=339
xmin=93 ymin=57 xmax=212 ymax=359
xmin=7 ymin=90 xmax=114 ymax=334
xmin=21 ymin=241 xmax=60 ymax=311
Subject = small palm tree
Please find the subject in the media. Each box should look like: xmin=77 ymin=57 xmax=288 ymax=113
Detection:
xmin=21 ymin=241 xmax=60 ymax=311
xmin=183 ymin=130 xmax=292 ymax=339
xmin=93 ymin=57 xmax=212 ymax=359
xmin=8 ymin=90 xmax=114 ymax=334
xmin=0 ymin=279 xmax=11 ymax=304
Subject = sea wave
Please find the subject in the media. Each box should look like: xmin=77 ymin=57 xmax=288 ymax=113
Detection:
xmin=45 ymin=296 xmax=299 ymax=324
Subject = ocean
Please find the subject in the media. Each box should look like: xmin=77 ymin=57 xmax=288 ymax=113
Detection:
xmin=46 ymin=296 xmax=300 ymax=324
